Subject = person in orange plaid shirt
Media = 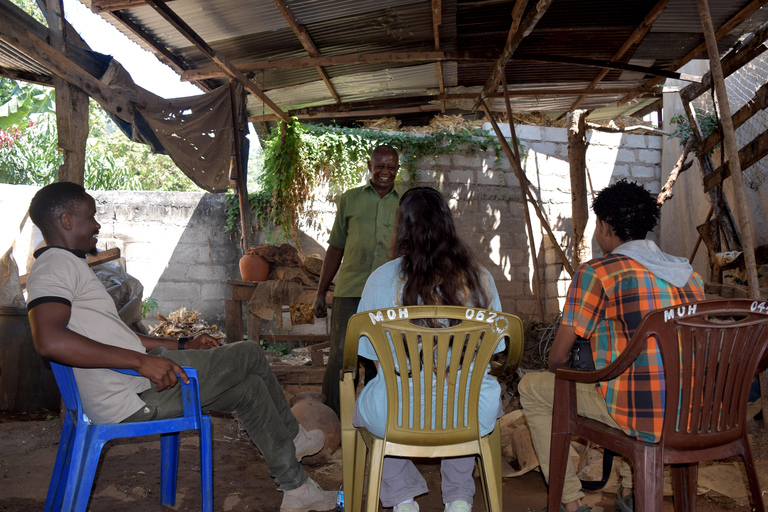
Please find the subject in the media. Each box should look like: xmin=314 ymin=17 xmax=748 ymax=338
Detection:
xmin=519 ymin=179 xmax=705 ymax=512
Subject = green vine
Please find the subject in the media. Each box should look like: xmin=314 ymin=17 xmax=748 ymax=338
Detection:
xmin=227 ymin=118 xmax=503 ymax=241
xmin=670 ymin=108 xmax=720 ymax=155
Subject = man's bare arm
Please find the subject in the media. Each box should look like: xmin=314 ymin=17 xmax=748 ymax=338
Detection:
xmin=313 ymin=245 xmax=344 ymax=318
xmin=138 ymin=333 xmax=220 ymax=351
xmin=548 ymin=324 xmax=578 ymax=373
xmin=29 ymin=302 xmax=188 ymax=390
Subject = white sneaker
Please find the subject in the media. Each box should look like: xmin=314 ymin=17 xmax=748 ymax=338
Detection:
xmin=444 ymin=500 xmax=471 ymax=512
xmin=280 ymin=477 xmax=336 ymax=512
xmin=393 ymin=502 xmax=420 ymax=512
xmin=293 ymin=424 xmax=325 ymax=461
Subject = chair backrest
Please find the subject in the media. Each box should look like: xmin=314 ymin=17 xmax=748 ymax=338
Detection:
xmin=348 ymin=305 xmax=523 ymax=446
xmin=50 ymin=361 xmax=88 ymax=422
xmin=634 ymin=299 xmax=768 ymax=450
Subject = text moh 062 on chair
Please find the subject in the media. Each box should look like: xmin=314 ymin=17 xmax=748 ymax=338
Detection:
xmin=340 ymin=305 xmax=524 ymax=512
xmin=548 ymin=299 xmax=768 ymax=512
xmin=46 ymin=362 xmax=213 ymax=512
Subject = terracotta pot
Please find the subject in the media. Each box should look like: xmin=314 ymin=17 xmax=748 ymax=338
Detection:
xmin=239 ymin=253 xmax=270 ymax=282
xmin=290 ymin=392 xmax=340 ymax=465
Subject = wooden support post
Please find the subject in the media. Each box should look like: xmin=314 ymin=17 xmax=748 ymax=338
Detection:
xmin=697 ymin=0 xmax=767 ymax=429
xmin=689 ymin=206 xmax=714 ymax=263
xmin=481 ymin=96 xmax=575 ymax=279
xmin=45 ymin=0 xmax=88 ymax=185
xmin=496 ymin=74 xmax=545 ymax=322
xmin=697 ymin=0 xmax=759 ymax=297
xmin=229 ymin=80 xmax=249 ymax=254
xmin=567 ymin=110 xmax=590 ymax=268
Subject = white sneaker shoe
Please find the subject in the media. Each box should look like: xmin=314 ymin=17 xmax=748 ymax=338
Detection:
xmin=444 ymin=500 xmax=471 ymax=512
xmin=280 ymin=477 xmax=336 ymax=512
xmin=293 ymin=424 xmax=325 ymax=461
xmin=393 ymin=502 xmax=420 ymax=512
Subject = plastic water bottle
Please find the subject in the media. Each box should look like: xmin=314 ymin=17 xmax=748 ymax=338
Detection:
xmin=336 ymin=484 xmax=344 ymax=511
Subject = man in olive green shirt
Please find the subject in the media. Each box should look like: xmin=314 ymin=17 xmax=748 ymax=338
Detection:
xmin=313 ymin=145 xmax=400 ymax=415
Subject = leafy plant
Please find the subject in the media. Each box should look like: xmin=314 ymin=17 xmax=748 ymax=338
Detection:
xmin=0 ymin=80 xmax=200 ymax=191
xmin=670 ymin=108 xmax=721 ymax=154
xmin=227 ymin=119 xmax=503 ymax=241
xmin=141 ymin=296 xmax=159 ymax=318
xmin=259 ymin=339 xmax=291 ymax=356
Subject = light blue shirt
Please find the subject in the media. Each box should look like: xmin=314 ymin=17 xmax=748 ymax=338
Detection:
xmin=355 ymin=257 xmax=504 ymax=437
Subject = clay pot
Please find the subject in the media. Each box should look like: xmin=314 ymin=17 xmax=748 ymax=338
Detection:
xmin=290 ymin=392 xmax=340 ymax=465
xmin=239 ymin=253 xmax=270 ymax=282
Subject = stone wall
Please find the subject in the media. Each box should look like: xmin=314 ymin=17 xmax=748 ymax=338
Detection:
xmin=6 ymin=123 xmax=663 ymax=336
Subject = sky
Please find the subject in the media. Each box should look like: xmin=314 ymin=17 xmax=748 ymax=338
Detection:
xmin=60 ymin=0 xmax=262 ymax=149
xmin=62 ymin=0 xmax=202 ymax=99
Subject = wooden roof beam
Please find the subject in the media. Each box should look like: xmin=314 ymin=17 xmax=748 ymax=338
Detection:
xmin=567 ymin=0 xmax=670 ymax=112
xmin=142 ymin=0 xmax=289 ymax=122
xmin=617 ymin=0 xmax=768 ymax=107
xmin=249 ymin=104 xmax=443 ymax=122
xmin=102 ymin=9 xmax=211 ymax=91
xmin=0 ymin=0 xmax=135 ymax=122
xmin=182 ymin=51 xmax=493 ymax=81
xmin=90 ymin=0 xmax=176 ymax=13
xmin=271 ymin=0 xmax=340 ymax=104
xmin=180 ymin=51 xmax=699 ymax=83
xmin=472 ymin=0 xmax=550 ymax=111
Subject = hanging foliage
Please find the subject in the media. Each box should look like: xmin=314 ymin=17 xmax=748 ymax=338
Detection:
xmin=230 ymin=118 xmax=503 ymax=241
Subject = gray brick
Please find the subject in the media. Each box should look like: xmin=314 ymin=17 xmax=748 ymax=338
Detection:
xmin=447 ymin=169 xmax=474 ymax=185
xmin=530 ymin=141 xmax=557 ymax=155
xmin=623 ymin=133 xmax=647 ymax=148
xmin=617 ymin=148 xmax=636 ymax=163
xmin=477 ymin=168 xmax=506 ymax=186
xmin=542 ymin=126 xmax=568 ymax=143
xmin=647 ymin=135 xmax=663 ymax=149
xmin=613 ymin=164 xmax=630 ymax=178
xmin=631 ymin=165 xmax=656 ymax=178
xmin=516 ymin=124 xmax=542 ymax=142
xmin=638 ymin=149 xmax=662 ymax=164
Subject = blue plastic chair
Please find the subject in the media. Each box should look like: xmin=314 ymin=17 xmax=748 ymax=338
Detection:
xmin=45 ymin=362 xmax=213 ymax=511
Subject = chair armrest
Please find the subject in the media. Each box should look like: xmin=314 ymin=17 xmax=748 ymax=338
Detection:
xmin=554 ymin=327 xmax=652 ymax=384
xmin=111 ymin=367 xmax=204 ymax=420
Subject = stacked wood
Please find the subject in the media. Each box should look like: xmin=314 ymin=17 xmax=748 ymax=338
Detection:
xmin=148 ymin=307 xmax=226 ymax=341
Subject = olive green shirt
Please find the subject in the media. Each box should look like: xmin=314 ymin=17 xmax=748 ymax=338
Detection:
xmin=328 ymin=182 xmax=400 ymax=297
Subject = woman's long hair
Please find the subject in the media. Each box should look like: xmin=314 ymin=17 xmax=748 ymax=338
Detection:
xmin=392 ymin=187 xmax=489 ymax=309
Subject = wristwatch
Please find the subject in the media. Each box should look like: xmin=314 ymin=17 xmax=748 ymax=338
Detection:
xmin=178 ymin=336 xmax=193 ymax=350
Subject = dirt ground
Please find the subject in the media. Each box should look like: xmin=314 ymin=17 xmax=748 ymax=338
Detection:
xmin=1 ymin=409 xmax=766 ymax=512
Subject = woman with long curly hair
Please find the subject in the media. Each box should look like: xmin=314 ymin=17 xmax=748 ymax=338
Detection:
xmin=353 ymin=187 xmax=504 ymax=512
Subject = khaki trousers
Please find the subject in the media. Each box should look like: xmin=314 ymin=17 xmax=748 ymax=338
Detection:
xmin=518 ymin=371 xmax=633 ymax=504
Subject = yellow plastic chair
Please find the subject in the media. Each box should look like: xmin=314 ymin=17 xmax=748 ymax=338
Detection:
xmin=340 ymin=305 xmax=524 ymax=512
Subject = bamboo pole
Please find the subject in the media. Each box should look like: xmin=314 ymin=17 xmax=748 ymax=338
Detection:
xmin=229 ymin=80 xmax=249 ymax=254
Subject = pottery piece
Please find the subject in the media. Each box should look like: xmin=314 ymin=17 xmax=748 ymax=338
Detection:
xmin=290 ymin=392 xmax=340 ymax=465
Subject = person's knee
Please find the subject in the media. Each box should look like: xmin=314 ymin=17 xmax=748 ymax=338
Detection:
xmin=518 ymin=371 xmax=555 ymax=409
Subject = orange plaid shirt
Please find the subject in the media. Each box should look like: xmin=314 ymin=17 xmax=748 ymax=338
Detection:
xmin=562 ymin=253 xmax=705 ymax=442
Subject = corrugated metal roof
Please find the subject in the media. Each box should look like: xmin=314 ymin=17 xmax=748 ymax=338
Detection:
xmin=1 ymin=0 xmax=766 ymax=124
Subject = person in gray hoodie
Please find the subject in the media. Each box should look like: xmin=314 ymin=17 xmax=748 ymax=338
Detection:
xmin=519 ymin=179 xmax=705 ymax=512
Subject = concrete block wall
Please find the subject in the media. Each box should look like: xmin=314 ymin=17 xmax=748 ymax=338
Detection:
xmin=8 ymin=123 xmax=662 ymax=331
xmin=90 ymin=190 xmax=241 ymax=328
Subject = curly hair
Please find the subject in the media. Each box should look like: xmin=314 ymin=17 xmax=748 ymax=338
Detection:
xmin=29 ymin=182 xmax=90 ymax=241
xmin=392 ymin=187 xmax=489 ymax=308
xmin=592 ymin=179 xmax=660 ymax=241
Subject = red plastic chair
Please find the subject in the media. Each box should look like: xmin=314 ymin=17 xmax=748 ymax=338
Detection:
xmin=548 ymin=299 xmax=768 ymax=512
xmin=45 ymin=362 xmax=213 ymax=511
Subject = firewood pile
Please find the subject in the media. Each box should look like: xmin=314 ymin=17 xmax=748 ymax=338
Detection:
xmin=147 ymin=307 xmax=227 ymax=342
